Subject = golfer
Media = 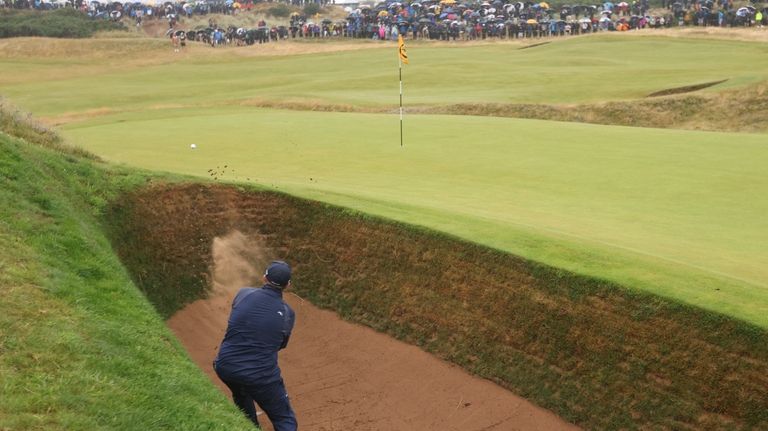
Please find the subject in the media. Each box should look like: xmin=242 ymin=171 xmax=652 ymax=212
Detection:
xmin=214 ymin=261 xmax=298 ymax=431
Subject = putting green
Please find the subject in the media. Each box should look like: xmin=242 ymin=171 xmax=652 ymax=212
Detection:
xmin=60 ymin=106 xmax=768 ymax=327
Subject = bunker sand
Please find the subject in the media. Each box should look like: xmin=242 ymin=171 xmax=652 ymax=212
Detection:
xmin=168 ymin=292 xmax=579 ymax=431
xmin=167 ymin=231 xmax=578 ymax=431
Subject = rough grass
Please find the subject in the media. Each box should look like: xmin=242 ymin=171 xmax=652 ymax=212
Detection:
xmin=108 ymin=182 xmax=768 ymax=430
xmin=420 ymin=80 xmax=768 ymax=132
xmin=0 ymin=8 xmax=125 ymax=38
xmin=0 ymin=98 xmax=98 ymax=159
xmin=0 ymin=111 xmax=252 ymax=430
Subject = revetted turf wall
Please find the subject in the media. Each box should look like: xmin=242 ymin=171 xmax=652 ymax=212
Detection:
xmin=106 ymin=182 xmax=768 ymax=430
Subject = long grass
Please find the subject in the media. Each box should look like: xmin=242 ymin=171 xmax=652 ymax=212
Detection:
xmin=0 ymin=117 xmax=252 ymax=430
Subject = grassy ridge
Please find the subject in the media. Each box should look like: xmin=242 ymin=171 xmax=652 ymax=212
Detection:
xmin=109 ymin=182 xmax=768 ymax=430
xmin=423 ymin=81 xmax=768 ymax=132
xmin=0 ymin=121 xmax=251 ymax=429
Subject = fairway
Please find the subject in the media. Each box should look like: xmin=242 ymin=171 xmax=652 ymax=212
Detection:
xmin=4 ymin=35 xmax=768 ymax=119
xmin=3 ymin=33 xmax=768 ymax=327
xmin=60 ymin=106 xmax=768 ymax=326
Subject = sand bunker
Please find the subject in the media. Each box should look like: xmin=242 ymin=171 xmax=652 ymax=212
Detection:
xmin=167 ymin=230 xmax=577 ymax=431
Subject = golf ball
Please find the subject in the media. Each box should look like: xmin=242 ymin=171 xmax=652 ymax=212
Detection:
xmin=190 ymin=144 xmax=197 ymax=149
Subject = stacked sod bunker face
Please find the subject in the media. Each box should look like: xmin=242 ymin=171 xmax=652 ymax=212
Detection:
xmin=108 ymin=183 xmax=768 ymax=430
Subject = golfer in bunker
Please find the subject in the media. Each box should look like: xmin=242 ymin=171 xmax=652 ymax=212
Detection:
xmin=214 ymin=261 xmax=298 ymax=430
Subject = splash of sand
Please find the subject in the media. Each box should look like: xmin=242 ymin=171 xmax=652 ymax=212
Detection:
xmin=167 ymin=230 xmax=275 ymax=395
xmin=210 ymin=230 xmax=271 ymax=297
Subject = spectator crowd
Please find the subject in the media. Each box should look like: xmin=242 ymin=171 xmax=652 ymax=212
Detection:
xmin=2 ymin=0 xmax=766 ymax=44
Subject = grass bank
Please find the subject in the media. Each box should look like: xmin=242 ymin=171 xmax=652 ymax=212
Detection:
xmin=0 ymin=112 xmax=252 ymax=430
xmin=108 ymin=182 xmax=768 ymax=430
xmin=421 ymin=80 xmax=768 ymax=133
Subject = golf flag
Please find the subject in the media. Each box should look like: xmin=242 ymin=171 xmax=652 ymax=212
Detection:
xmin=398 ymin=34 xmax=409 ymax=65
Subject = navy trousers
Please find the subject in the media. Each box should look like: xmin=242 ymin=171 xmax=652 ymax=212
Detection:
xmin=216 ymin=371 xmax=297 ymax=431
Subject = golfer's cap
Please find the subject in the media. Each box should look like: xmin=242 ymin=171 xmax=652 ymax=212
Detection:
xmin=265 ymin=261 xmax=291 ymax=287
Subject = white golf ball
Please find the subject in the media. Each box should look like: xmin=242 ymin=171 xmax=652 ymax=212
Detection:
xmin=190 ymin=144 xmax=197 ymax=149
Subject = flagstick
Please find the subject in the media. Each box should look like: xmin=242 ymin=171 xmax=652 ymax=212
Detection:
xmin=399 ymin=57 xmax=404 ymax=148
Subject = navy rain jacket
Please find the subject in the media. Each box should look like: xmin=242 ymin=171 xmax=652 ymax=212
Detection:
xmin=215 ymin=285 xmax=295 ymax=385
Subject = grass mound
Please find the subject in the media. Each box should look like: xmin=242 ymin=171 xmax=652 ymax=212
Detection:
xmin=425 ymin=80 xmax=768 ymax=132
xmin=109 ymin=182 xmax=768 ymax=430
xmin=0 ymin=8 xmax=125 ymax=39
xmin=0 ymin=110 xmax=251 ymax=430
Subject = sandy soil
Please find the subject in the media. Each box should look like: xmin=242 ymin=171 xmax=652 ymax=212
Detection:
xmin=166 ymin=231 xmax=578 ymax=431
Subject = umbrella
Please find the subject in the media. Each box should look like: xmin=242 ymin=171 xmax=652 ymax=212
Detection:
xmin=378 ymin=10 xmax=389 ymax=16
xmin=526 ymin=18 xmax=537 ymax=23
xmin=418 ymin=17 xmax=432 ymax=22
xmin=440 ymin=0 xmax=456 ymax=4
xmin=539 ymin=1 xmax=549 ymax=8
xmin=322 ymin=18 xmax=332 ymax=23
xmin=618 ymin=1 xmax=627 ymax=6
xmin=579 ymin=17 xmax=591 ymax=22
xmin=599 ymin=15 xmax=611 ymax=22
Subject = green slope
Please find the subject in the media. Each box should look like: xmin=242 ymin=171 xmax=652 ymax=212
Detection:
xmin=60 ymin=107 xmax=768 ymax=327
xmin=0 ymin=131 xmax=252 ymax=430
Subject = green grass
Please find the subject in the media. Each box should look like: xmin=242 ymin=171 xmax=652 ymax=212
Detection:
xmin=3 ymin=35 xmax=768 ymax=118
xmin=59 ymin=106 xmax=768 ymax=327
xmin=0 ymin=9 xmax=125 ymax=39
xmin=0 ymin=130 xmax=252 ymax=430
xmin=2 ymin=34 xmax=768 ymax=328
